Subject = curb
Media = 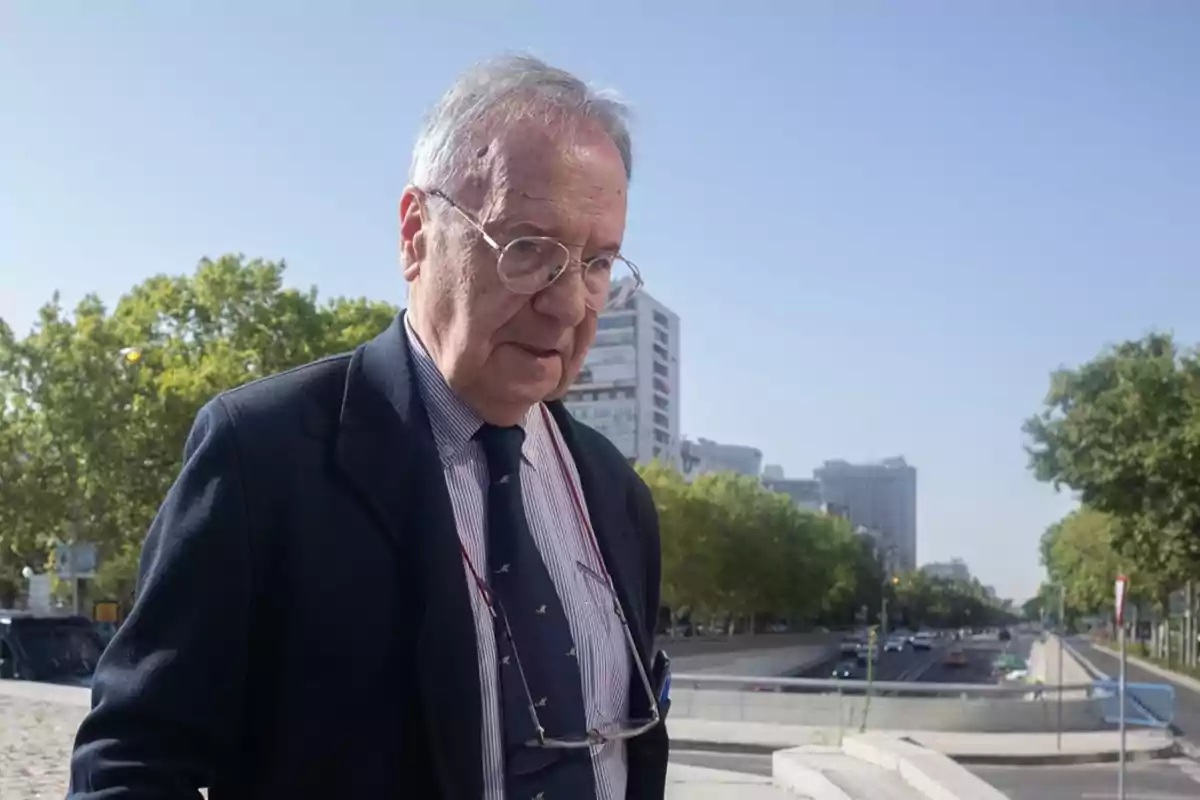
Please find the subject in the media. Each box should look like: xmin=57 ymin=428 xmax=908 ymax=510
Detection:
xmin=841 ymin=733 xmax=1009 ymax=800
xmin=671 ymin=739 xmax=782 ymax=756
xmin=770 ymin=749 xmax=854 ymax=800
xmin=948 ymin=741 xmax=1179 ymax=766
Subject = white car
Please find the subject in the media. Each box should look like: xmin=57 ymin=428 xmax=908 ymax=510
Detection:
xmin=911 ymin=632 xmax=935 ymax=651
xmin=883 ymin=636 xmax=906 ymax=653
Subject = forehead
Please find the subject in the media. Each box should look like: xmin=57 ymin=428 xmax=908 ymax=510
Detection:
xmin=469 ymin=118 xmax=629 ymax=246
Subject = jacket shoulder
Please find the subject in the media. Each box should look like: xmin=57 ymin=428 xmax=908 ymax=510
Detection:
xmin=208 ymin=353 xmax=352 ymax=442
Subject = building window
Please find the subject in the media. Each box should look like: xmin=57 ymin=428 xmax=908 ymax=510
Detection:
xmin=653 ymin=377 xmax=670 ymax=394
xmin=653 ymin=344 xmax=668 ymax=359
xmin=653 ymin=311 xmax=670 ymax=327
xmin=654 ymin=412 xmax=669 ymax=427
xmin=654 ymin=328 xmax=668 ymax=345
xmin=654 ymin=429 xmax=670 ymax=444
xmin=653 ymin=394 xmax=669 ymax=411
xmin=597 ymin=314 xmax=634 ymax=330
xmin=653 ymin=361 xmax=669 ymax=377
xmin=653 ymin=446 xmax=662 ymax=457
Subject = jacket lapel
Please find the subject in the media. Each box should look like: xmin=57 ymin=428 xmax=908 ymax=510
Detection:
xmin=545 ymin=402 xmax=650 ymax=668
xmin=335 ymin=314 xmax=483 ymax=800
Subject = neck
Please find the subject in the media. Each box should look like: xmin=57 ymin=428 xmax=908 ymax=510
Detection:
xmin=406 ymin=309 xmax=534 ymax=427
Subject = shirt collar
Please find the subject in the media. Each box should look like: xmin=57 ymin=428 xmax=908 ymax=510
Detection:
xmin=403 ymin=315 xmax=539 ymax=467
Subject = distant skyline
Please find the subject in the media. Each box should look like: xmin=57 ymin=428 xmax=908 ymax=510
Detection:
xmin=4 ymin=1 xmax=1199 ymax=601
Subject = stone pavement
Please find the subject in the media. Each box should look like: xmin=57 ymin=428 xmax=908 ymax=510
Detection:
xmin=0 ymin=688 xmax=87 ymax=800
xmin=665 ymin=763 xmax=801 ymax=799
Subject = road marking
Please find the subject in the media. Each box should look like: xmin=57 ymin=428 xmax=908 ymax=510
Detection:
xmin=1081 ymin=795 xmax=1196 ymax=800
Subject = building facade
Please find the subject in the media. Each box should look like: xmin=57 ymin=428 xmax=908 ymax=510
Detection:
xmin=814 ymin=457 xmax=918 ymax=572
xmin=564 ymin=282 xmax=681 ymax=466
xmin=762 ymin=476 xmax=823 ymax=511
xmin=680 ymin=438 xmax=763 ymax=481
xmin=922 ymin=560 xmax=972 ymax=583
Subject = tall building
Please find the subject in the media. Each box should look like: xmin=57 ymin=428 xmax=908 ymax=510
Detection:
xmin=680 ymin=438 xmax=762 ymax=481
xmin=762 ymin=476 xmax=823 ymax=511
xmin=922 ymin=560 xmax=972 ymax=583
xmin=564 ymin=281 xmax=681 ymax=466
xmin=814 ymin=457 xmax=918 ymax=572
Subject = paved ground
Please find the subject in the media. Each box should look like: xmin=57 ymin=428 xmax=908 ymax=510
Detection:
xmin=971 ymin=759 xmax=1200 ymax=800
xmin=0 ymin=691 xmax=87 ymax=800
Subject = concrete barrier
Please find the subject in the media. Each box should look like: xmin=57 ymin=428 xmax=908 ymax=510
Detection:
xmin=670 ymin=686 xmax=1108 ymax=733
xmin=666 ymin=633 xmax=840 ymax=677
xmin=1028 ymin=634 xmax=1094 ymax=699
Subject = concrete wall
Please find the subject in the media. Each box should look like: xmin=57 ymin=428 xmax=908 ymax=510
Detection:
xmin=1029 ymin=634 xmax=1095 ymax=699
xmin=669 ymin=687 xmax=1109 ymax=733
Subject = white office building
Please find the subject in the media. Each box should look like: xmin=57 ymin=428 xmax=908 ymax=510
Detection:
xmin=922 ymin=560 xmax=972 ymax=583
xmin=565 ymin=281 xmax=681 ymax=466
xmin=815 ymin=457 xmax=918 ymax=572
xmin=680 ymin=438 xmax=762 ymax=481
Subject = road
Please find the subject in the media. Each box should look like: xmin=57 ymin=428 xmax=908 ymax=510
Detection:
xmin=671 ymin=634 xmax=1029 ymax=776
xmin=971 ymin=759 xmax=1200 ymax=800
xmin=793 ymin=633 xmax=1031 ymax=686
xmin=1072 ymin=639 xmax=1200 ymax=750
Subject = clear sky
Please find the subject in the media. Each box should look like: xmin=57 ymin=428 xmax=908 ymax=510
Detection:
xmin=3 ymin=1 xmax=1198 ymax=601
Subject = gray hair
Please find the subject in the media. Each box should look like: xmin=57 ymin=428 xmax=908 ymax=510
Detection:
xmin=409 ymin=54 xmax=633 ymax=193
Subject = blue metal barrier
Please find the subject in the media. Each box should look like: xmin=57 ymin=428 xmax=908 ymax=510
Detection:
xmin=1091 ymin=680 xmax=1175 ymax=728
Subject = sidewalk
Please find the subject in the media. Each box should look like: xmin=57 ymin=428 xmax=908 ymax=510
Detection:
xmin=666 ymin=763 xmax=802 ymax=799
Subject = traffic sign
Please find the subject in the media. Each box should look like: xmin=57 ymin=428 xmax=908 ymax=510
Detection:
xmin=1115 ymin=575 xmax=1129 ymax=626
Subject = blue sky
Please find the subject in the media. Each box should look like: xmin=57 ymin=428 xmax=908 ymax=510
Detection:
xmin=3 ymin=1 xmax=1198 ymax=601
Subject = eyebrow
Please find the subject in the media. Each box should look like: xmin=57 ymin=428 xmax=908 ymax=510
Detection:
xmin=492 ymin=217 xmax=622 ymax=254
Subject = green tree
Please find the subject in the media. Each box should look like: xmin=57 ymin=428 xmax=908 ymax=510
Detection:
xmin=1024 ymin=333 xmax=1200 ymax=610
xmin=1039 ymin=507 xmax=1149 ymax=617
xmin=0 ymin=255 xmax=398 ymax=608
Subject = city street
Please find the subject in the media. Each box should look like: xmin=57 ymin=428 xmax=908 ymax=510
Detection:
xmin=971 ymin=759 xmax=1200 ymax=800
xmin=671 ymin=635 xmax=1030 ymax=776
xmin=1072 ymin=640 xmax=1200 ymax=750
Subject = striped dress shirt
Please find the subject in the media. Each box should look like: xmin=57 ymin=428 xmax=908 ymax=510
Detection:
xmin=404 ymin=319 xmax=631 ymax=800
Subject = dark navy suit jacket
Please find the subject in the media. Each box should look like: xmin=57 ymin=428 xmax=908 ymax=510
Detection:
xmin=68 ymin=314 xmax=669 ymax=799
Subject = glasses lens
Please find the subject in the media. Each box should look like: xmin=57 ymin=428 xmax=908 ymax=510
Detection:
xmin=589 ymin=257 xmax=639 ymax=311
xmin=499 ymin=238 xmax=570 ymax=293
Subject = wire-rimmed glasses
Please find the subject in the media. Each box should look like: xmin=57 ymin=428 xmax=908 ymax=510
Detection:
xmin=425 ymin=188 xmax=644 ymax=312
xmin=484 ymin=560 xmax=662 ymax=750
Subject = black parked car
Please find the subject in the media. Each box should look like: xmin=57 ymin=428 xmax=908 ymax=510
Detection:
xmin=998 ymin=628 xmax=1012 ymax=642
xmin=0 ymin=612 xmax=105 ymax=686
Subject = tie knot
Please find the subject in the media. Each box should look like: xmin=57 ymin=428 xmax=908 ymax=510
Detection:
xmin=474 ymin=423 xmax=526 ymax=480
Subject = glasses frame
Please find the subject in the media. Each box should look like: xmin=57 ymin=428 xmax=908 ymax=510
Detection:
xmin=423 ymin=188 xmax=644 ymax=312
xmin=484 ymin=560 xmax=662 ymax=750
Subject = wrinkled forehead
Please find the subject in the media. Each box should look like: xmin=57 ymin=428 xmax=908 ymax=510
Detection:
xmin=461 ymin=118 xmax=629 ymax=247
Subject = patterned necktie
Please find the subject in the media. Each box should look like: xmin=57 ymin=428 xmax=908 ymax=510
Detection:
xmin=474 ymin=423 xmax=597 ymax=799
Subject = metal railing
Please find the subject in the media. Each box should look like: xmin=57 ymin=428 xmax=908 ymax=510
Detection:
xmin=673 ymin=672 xmax=1097 ymax=696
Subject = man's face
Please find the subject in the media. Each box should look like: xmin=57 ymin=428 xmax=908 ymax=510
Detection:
xmin=401 ymin=118 xmax=629 ymax=425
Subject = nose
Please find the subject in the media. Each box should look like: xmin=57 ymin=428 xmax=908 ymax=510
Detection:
xmin=530 ymin=261 xmax=589 ymax=326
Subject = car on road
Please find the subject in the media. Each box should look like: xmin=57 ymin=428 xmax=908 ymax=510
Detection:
xmin=830 ymin=661 xmax=860 ymax=680
xmin=943 ymin=647 xmax=969 ymax=667
xmin=839 ymin=636 xmax=861 ymax=656
xmin=0 ymin=612 xmax=105 ymax=686
xmin=855 ymin=642 xmax=879 ymax=663
xmin=998 ymin=627 xmax=1012 ymax=642
xmin=910 ymin=632 xmax=935 ymax=651
xmin=883 ymin=635 xmax=907 ymax=652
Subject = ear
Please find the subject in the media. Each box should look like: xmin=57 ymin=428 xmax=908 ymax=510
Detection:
xmin=400 ymin=186 xmax=426 ymax=282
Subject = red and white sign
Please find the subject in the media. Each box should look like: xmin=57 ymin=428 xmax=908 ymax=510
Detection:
xmin=1115 ymin=575 xmax=1129 ymax=626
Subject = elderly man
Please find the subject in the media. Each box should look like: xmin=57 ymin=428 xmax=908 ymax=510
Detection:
xmin=68 ymin=55 xmax=669 ymax=799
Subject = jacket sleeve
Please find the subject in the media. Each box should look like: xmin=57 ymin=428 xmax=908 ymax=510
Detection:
xmin=69 ymin=398 xmax=255 ymax=799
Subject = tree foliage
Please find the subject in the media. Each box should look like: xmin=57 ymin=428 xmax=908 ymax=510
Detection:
xmin=637 ymin=462 xmax=1012 ymax=631
xmin=0 ymin=255 xmax=397 ymax=606
xmin=1038 ymin=506 xmax=1150 ymax=616
xmin=1024 ymin=333 xmax=1200 ymax=606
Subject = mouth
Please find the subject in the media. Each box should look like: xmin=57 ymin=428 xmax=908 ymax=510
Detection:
xmin=512 ymin=343 xmax=561 ymax=359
